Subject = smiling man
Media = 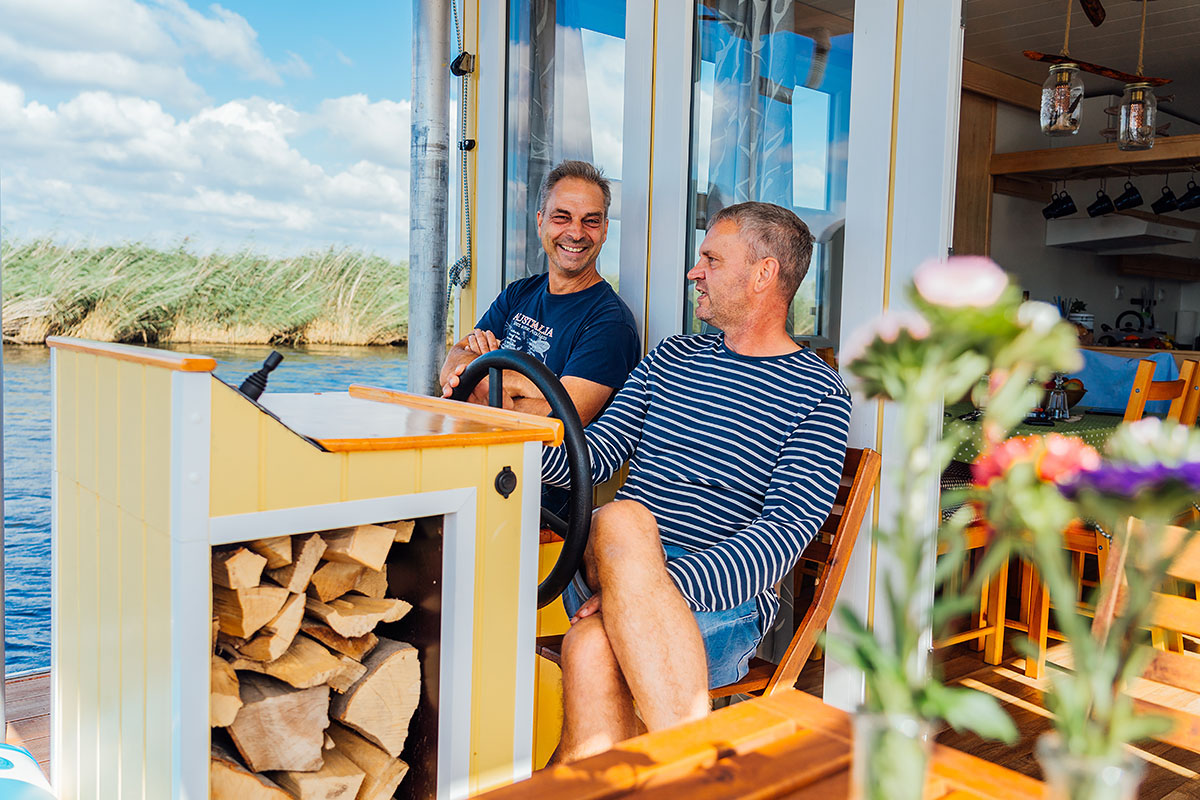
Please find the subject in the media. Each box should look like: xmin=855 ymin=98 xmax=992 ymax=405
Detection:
xmin=440 ymin=160 xmax=640 ymax=427
xmin=540 ymin=201 xmax=851 ymax=763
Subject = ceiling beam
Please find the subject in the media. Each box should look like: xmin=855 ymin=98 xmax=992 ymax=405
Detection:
xmin=961 ymin=59 xmax=1041 ymax=111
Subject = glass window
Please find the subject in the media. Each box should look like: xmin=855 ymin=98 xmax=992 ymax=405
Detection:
xmin=504 ymin=0 xmax=627 ymax=289
xmin=686 ymin=1 xmax=853 ymax=344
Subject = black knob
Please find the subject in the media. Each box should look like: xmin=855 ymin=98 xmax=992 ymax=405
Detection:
xmin=494 ymin=466 xmax=518 ymax=499
xmin=238 ymin=351 xmax=284 ymax=401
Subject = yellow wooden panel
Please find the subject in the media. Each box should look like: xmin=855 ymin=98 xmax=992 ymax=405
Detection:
xmin=75 ymin=487 xmax=100 ymax=799
xmin=76 ymin=354 xmax=99 ymax=495
xmin=470 ymin=443 xmax=526 ymax=794
xmin=47 ymin=337 xmax=217 ymax=372
xmin=536 ymin=542 xmax=570 ymax=636
xmin=96 ymin=497 xmax=121 ymax=800
xmin=119 ymin=510 xmax=147 ymax=800
xmin=343 ymin=449 xmax=420 ymax=501
xmin=55 ymin=479 xmax=80 ymax=799
xmin=142 ymin=368 xmax=172 ymax=533
xmin=116 ymin=362 xmax=146 ymax=519
xmin=56 ymin=350 xmax=80 ymax=485
xmin=95 ymin=359 xmax=122 ymax=506
xmin=209 ymin=381 xmax=261 ymax=517
xmin=261 ymin=416 xmax=342 ymax=511
xmin=143 ymin=527 xmax=172 ymax=800
xmin=533 ymin=658 xmax=563 ymax=770
xmin=417 ymin=447 xmax=481 ymax=494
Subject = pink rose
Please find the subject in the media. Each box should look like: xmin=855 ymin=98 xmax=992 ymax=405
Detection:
xmin=914 ymin=256 xmax=1008 ymax=308
xmin=842 ymin=310 xmax=931 ymax=366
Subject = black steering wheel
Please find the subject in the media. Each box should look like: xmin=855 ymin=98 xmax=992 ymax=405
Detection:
xmin=449 ymin=350 xmax=592 ymax=608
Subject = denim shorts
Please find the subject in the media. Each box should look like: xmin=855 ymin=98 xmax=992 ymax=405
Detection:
xmin=562 ymin=544 xmax=762 ymax=690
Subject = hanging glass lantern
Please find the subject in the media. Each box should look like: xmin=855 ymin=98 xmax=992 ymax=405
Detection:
xmin=1119 ymin=82 xmax=1157 ymax=150
xmin=1040 ymin=63 xmax=1084 ymax=136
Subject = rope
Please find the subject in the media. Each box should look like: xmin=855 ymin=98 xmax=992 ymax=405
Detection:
xmin=1137 ymin=0 xmax=1147 ymax=77
xmin=1061 ymin=0 xmax=1072 ymax=57
xmin=448 ymin=0 xmax=474 ymax=300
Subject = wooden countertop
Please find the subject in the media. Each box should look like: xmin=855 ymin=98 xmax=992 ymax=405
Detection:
xmin=259 ymin=384 xmax=564 ymax=451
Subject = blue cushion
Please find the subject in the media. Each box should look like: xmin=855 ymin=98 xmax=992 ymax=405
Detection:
xmin=1068 ymin=350 xmax=1179 ymax=415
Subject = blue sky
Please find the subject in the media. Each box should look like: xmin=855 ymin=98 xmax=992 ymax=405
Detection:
xmin=0 ymin=0 xmax=428 ymax=259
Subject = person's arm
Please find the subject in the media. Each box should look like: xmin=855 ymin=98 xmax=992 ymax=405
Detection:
xmin=664 ymin=391 xmax=853 ymax=612
xmin=542 ymin=354 xmax=653 ymax=488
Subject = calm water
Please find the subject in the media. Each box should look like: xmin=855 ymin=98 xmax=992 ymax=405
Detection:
xmin=2 ymin=343 xmax=409 ymax=675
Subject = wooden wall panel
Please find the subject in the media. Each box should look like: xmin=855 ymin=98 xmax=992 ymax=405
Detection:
xmin=953 ymin=91 xmax=997 ymax=257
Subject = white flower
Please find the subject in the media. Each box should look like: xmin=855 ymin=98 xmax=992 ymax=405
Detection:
xmin=1017 ymin=301 xmax=1062 ymax=334
xmin=914 ymin=256 xmax=1008 ymax=308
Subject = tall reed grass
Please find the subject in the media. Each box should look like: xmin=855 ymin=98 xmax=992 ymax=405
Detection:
xmin=0 ymin=240 xmax=409 ymax=345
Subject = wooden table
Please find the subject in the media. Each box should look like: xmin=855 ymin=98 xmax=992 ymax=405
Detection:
xmin=471 ymin=689 xmax=1045 ymax=800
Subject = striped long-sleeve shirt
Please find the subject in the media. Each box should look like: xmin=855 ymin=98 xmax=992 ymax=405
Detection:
xmin=542 ymin=333 xmax=852 ymax=637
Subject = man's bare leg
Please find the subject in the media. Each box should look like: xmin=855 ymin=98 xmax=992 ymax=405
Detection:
xmin=588 ymin=500 xmax=709 ymax=731
xmin=555 ymin=614 xmax=641 ymax=762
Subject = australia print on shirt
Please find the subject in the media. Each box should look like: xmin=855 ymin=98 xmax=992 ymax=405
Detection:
xmin=503 ymin=313 xmax=554 ymax=363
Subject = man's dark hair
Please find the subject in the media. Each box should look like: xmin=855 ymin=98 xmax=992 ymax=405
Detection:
xmin=538 ymin=161 xmax=612 ymax=216
xmin=708 ymin=202 xmax=814 ymax=302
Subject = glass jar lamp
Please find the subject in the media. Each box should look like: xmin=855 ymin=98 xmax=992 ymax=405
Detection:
xmin=1041 ymin=63 xmax=1084 ymax=136
xmin=1119 ymin=82 xmax=1157 ymax=150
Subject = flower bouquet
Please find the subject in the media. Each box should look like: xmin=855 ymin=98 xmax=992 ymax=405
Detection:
xmin=835 ymin=257 xmax=1082 ymax=800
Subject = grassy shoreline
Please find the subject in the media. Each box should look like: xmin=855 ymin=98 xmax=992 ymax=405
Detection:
xmin=1 ymin=240 xmax=409 ymax=346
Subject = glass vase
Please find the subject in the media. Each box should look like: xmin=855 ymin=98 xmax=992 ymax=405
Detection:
xmin=1036 ymin=735 xmax=1145 ymax=800
xmin=850 ymin=712 xmax=933 ymax=800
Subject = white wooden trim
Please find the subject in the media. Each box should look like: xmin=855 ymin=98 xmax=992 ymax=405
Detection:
xmin=208 ymin=488 xmax=476 ymax=546
xmin=437 ymin=489 xmax=478 ymax=800
xmin=49 ymin=348 xmax=61 ymax=792
xmin=168 ymin=370 xmax=212 ymax=798
xmin=474 ymin=0 xmax=507 ymax=312
xmin=644 ymin=0 xmax=695 ymax=349
xmin=618 ymin=2 xmax=655 ymax=349
xmin=510 ymin=441 xmax=540 ymax=780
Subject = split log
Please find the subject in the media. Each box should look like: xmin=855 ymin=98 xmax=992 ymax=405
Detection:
xmin=228 ymin=635 xmax=347 ymax=690
xmin=352 ymin=568 xmax=388 ymax=599
xmin=211 ymin=739 xmax=292 ymax=800
xmin=320 ymin=525 xmax=395 ymax=571
xmin=326 ymin=722 xmax=410 ymax=800
xmin=309 ymin=562 xmax=365 ymax=603
xmin=214 ymin=584 xmax=290 ymax=639
xmin=267 ymin=533 xmax=327 ymax=593
xmin=211 ymin=656 xmax=242 ymax=727
xmin=301 ymin=621 xmax=379 ymax=661
xmin=212 ymin=547 xmax=268 ymax=589
xmin=306 ymin=596 xmax=411 ymax=639
xmin=328 ymin=655 xmax=367 ymax=694
xmin=249 ymin=535 xmax=294 ymax=569
xmin=324 ymin=733 xmax=335 ymax=750
xmin=268 ymin=749 xmax=365 ymax=800
xmin=330 ymin=638 xmax=420 ymax=757
xmin=227 ymin=672 xmax=330 ymax=772
xmin=387 ymin=520 xmax=415 ymax=543
xmin=212 ymin=616 xmax=220 ymax=650
xmin=227 ymin=592 xmax=306 ymax=662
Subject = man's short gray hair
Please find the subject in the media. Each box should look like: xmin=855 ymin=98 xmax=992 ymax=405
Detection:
xmin=538 ymin=161 xmax=612 ymax=216
xmin=708 ymin=202 xmax=814 ymax=302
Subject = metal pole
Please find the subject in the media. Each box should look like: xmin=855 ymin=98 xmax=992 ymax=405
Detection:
xmin=408 ymin=0 xmax=451 ymax=396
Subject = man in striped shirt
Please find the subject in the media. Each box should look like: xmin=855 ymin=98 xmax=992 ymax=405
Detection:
xmin=543 ymin=202 xmax=852 ymax=762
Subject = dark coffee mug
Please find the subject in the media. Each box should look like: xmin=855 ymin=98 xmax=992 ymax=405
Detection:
xmin=1152 ymin=186 xmax=1178 ymax=215
xmin=1042 ymin=192 xmax=1062 ymax=220
xmin=1114 ymin=181 xmax=1143 ymax=211
xmin=1088 ymin=189 xmax=1115 ymax=217
xmin=1052 ymin=191 xmax=1076 ymax=217
xmin=1178 ymin=180 xmax=1200 ymax=212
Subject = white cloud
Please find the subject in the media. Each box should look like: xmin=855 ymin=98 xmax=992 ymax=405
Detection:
xmin=0 ymin=82 xmax=413 ymax=258
xmin=0 ymin=0 xmax=175 ymax=59
xmin=151 ymin=0 xmax=281 ymax=83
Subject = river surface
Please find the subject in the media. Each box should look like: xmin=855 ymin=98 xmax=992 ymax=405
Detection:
xmin=2 ymin=343 xmax=409 ymax=675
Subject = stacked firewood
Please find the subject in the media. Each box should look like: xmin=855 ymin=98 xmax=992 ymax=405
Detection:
xmin=209 ymin=520 xmax=419 ymax=800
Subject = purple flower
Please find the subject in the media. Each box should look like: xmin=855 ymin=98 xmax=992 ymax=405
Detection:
xmin=1059 ymin=461 xmax=1200 ymax=500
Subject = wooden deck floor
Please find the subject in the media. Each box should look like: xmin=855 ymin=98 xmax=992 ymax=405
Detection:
xmin=6 ymin=645 xmax=1199 ymax=797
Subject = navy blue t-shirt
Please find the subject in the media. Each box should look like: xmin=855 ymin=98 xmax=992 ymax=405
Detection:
xmin=476 ymin=273 xmax=640 ymax=390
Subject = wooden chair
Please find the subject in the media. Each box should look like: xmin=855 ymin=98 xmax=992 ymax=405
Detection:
xmin=1091 ymin=523 xmax=1200 ymax=753
xmin=933 ymin=520 xmax=1010 ymax=666
xmin=535 ymin=447 xmax=881 ymax=699
xmin=1123 ymin=358 xmax=1199 ymax=424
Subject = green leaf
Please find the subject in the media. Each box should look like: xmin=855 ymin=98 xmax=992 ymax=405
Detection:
xmin=920 ymin=683 xmax=1017 ymax=744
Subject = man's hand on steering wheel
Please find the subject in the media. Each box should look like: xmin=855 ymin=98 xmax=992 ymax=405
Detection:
xmin=442 ymin=362 xmax=514 ymax=408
